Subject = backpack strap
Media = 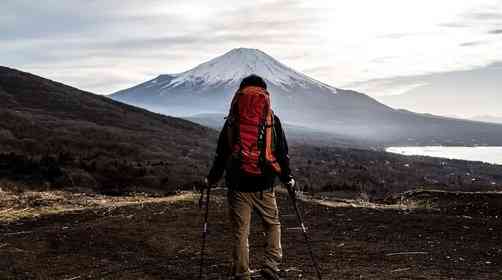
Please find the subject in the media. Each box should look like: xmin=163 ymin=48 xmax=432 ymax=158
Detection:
xmin=265 ymin=109 xmax=281 ymax=174
xmin=227 ymin=90 xmax=241 ymax=152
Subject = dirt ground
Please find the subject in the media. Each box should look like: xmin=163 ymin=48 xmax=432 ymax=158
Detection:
xmin=1 ymin=190 xmax=501 ymax=280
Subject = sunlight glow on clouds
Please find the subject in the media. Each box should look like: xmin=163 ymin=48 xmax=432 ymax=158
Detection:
xmin=1 ymin=0 xmax=502 ymax=104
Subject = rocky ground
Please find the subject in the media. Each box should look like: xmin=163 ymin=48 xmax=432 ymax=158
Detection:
xmin=1 ymin=189 xmax=501 ymax=279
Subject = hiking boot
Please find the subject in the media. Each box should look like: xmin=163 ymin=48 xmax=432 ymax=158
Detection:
xmin=260 ymin=267 xmax=280 ymax=280
xmin=229 ymin=269 xmax=256 ymax=280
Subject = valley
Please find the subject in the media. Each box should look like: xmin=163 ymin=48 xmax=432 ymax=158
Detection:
xmin=4 ymin=2 xmax=502 ymax=279
xmin=1 ymin=65 xmax=502 ymax=280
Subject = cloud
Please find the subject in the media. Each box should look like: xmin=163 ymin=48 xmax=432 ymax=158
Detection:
xmin=346 ymin=61 xmax=502 ymax=96
xmin=469 ymin=12 xmax=502 ymax=20
xmin=460 ymin=41 xmax=485 ymax=47
xmin=370 ymin=56 xmax=398 ymax=64
xmin=1 ymin=0 xmax=320 ymax=93
xmin=2 ymin=0 xmax=502 ymax=98
xmin=438 ymin=22 xmax=470 ymax=28
xmin=0 ymin=1 xmax=124 ymax=41
xmin=379 ymin=33 xmax=415 ymax=39
xmin=371 ymin=62 xmax=502 ymax=117
xmin=0 ymin=0 xmax=314 ymax=54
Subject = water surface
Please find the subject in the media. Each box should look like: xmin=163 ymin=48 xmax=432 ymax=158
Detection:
xmin=386 ymin=146 xmax=502 ymax=165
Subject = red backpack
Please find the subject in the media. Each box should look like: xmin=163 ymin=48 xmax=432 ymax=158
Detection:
xmin=227 ymin=86 xmax=282 ymax=176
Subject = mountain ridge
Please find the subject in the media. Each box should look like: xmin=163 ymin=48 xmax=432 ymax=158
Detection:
xmin=159 ymin=48 xmax=337 ymax=92
xmin=470 ymin=115 xmax=502 ymax=125
xmin=111 ymin=48 xmax=502 ymax=146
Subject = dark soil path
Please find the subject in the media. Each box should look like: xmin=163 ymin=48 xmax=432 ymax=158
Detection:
xmin=1 ymin=191 xmax=501 ymax=279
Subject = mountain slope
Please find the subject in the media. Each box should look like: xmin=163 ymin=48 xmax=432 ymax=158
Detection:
xmin=470 ymin=115 xmax=502 ymax=125
xmin=0 ymin=66 xmax=216 ymax=193
xmin=110 ymin=48 xmax=388 ymax=123
xmin=375 ymin=63 xmax=502 ymax=118
xmin=166 ymin=48 xmax=336 ymax=91
xmin=111 ymin=48 xmax=502 ymax=146
xmin=184 ymin=113 xmax=373 ymax=148
xmin=111 ymin=48 xmax=343 ymax=117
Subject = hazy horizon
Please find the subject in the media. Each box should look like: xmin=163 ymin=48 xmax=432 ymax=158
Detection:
xmin=2 ymin=0 xmax=502 ymax=119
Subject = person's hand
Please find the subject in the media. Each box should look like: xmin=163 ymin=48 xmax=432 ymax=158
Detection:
xmin=196 ymin=177 xmax=211 ymax=191
xmin=286 ymin=177 xmax=295 ymax=189
xmin=198 ymin=177 xmax=216 ymax=208
xmin=284 ymin=177 xmax=296 ymax=198
xmin=204 ymin=177 xmax=217 ymax=189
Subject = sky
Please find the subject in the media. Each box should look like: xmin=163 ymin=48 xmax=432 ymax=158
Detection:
xmin=2 ymin=0 xmax=502 ymax=118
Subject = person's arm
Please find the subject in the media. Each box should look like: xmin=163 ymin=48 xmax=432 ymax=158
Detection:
xmin=206 ymin=120 xmax=230 ymax=185
xmin=274 ymin=116 xmax=293 ymax=183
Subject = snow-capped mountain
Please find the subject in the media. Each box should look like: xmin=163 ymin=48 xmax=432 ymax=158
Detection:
xmin=111 ymin=48 xmax=502 ymax=145
xmin=111 ymin=48 xmax=386 ymax=125
xmin=165 ymin=48 xmax=336 ymax=92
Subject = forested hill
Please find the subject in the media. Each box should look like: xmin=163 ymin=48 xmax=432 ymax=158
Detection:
xmin=0 ymin=66 xmax=216 ymax=193
xmin=1 ymin=66 xmax=501 ymax=199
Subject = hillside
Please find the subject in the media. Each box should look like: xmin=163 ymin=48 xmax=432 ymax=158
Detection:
xmin=2 ymin=66 xmax=502 ymax=200
xmin=2 ymin=66 xmax=502 ymax=280
xmin=0 ymin=66 xmax=216 ymax=193
xmin=184 ymin=113 xmax=373 ymax=148
xmin=111 ymin=48 xmax=502 ymax=146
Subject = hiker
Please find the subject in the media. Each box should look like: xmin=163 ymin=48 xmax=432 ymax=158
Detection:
xmin=205 ymin=74 xmax=295 ymax=280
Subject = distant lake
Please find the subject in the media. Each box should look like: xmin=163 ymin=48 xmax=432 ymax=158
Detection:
xmin=386 ymin=146 xmax=502 ymax=165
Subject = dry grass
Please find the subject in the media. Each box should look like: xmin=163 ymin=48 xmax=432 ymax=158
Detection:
xmin=0 ymin=182 xmax=198 ymax=222
xmin=2 ymin=182 xmax=497 ymax=224
xmin=271 ymin=188 xmax=423 ymax=211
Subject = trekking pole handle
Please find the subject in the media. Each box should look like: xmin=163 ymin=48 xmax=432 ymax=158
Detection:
xmin=284 ymin=178 xmax=296 ymax=198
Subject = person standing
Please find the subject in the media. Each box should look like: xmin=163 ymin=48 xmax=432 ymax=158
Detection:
xmin=205 ymin=74 xmax=295 ymax=280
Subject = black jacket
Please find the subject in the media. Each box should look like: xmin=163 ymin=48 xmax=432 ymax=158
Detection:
xmin=207 ymin=115 xmax=292 ymax=192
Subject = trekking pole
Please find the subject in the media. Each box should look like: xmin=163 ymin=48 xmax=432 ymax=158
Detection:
xmin=199 ymin=186 xmax=211 ymax=279
xmin=285 ymin=184 xmax=323 ymax=280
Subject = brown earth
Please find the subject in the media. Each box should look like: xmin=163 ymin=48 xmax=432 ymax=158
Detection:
xmin=1 ymin=189 xmax=501 ymax=280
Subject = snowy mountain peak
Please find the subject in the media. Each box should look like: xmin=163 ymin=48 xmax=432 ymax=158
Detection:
xmin=164 ymin=48 xmax=336 ymax=92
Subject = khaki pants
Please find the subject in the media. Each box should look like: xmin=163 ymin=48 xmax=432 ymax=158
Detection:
xmin=228 ymin=189 xmax=282 ymax=280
